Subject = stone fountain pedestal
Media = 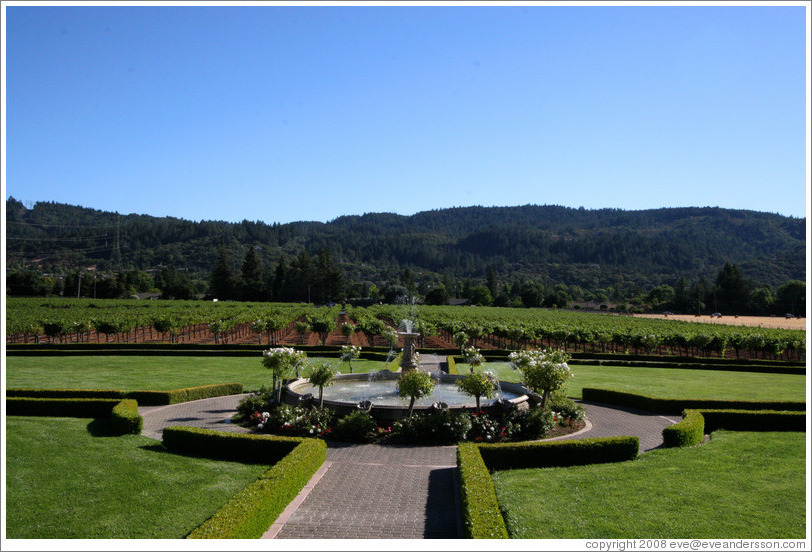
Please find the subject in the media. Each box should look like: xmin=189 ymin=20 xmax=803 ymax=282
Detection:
xmin=399 ymin=332 xmax=420 ymax=371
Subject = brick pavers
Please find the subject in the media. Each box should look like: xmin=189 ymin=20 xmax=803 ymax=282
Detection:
xmin=270 ymin=444 xmax=461 ymax=539
xmin=574 ymin=401 xmax=680 ymax=451
xmin=139 ymin=394 xmax=253 ymax=440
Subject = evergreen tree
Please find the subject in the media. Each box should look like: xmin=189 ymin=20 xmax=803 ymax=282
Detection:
xmin=241 ymin=246 xmax=265 ymax=301
xmin=210 ymin=246 xmax=238 ymax=300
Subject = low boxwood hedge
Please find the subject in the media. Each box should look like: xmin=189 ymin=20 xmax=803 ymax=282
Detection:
xmin=6 ymin=388 xmax=126 ymax=399
xmin=582 ymin=388 xmax=806 ymax=415
xmin=7 ymin=383 xmax=243 ymax=406
xmin=160 ymin=427 xmax=326 ymax=539
xmin=698 ymin=409 xmax=807 ymax=433
xmin=457 ymin=443 xmax=509 ymax=539
xmin=6 ymin=396 xmax=142 ymax=435
xmin=477 ymin=435 xmax=640 ymax=471
xmin=110 ymin=398 xmax=143 ymax=435
xmin=447 ymin=355 xmax=458 ymax=375
xmin=6 ymin=396 xmax=122 ymax=418
xmin=662 ymin=409 xmax=705 ymax=447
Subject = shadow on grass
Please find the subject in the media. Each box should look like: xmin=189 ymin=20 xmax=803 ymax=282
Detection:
xmin=86 ymin=418 xmax=116 ymax=437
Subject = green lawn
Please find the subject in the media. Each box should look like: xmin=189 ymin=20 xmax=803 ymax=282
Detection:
xmin=5 ymin=416 xmax=271 ymax=538
xmin=491 ymin=431 xmax=806 ymax=539
xmin=479 ymin=361 xmax=806 ymax=402
xmin=5 ymin=355 xmax=392 ymax=392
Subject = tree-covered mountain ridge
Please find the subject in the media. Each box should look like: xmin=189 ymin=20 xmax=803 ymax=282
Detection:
xmin=5 ymin=198 xmax=806 ymax=292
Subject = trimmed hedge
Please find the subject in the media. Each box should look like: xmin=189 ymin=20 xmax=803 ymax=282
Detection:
xmin=6 ymin=388 xmax=126 ymax=399
xmin=126 ymin=383 xmax=244 ymax=405
xmin=662 ymin=409 xmax=705 ymax=447
xmin=163 ymin=426 xmax=300 ymax=464
xmin=6 ymin=383 xmax=242 ymax=406
xmin=447 ymin=355 xmax=458 ymax=375
xmin=5 ymin=396 xmax=142 ymax=435
xmin=110 ymin=399 xmax=143 ymax=435
xmin=159 ymin=427 xmax=326 ymax=539
xmin=477 ymin=436 xmax=640 ymax=471
xmin=582 ymin=388 xmax=806 ymax=415
xmin=698 ymin=409 xmax=807 ymax=433
xmin=457 ymin=443 xmax=509 ymax=539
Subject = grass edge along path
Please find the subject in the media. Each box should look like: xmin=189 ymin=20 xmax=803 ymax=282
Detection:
xmin=490 ymin=430 xmax=806 ymax=539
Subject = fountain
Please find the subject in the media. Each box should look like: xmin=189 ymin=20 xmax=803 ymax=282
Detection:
xmin=281 ymin=299 xmax=531 ymax=421
xmin=283 ymin=371 xmax=530 ymax=422
xmin=397 ymin=318 xmax=420 ymax=371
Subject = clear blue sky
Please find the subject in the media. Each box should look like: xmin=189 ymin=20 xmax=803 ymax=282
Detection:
xmin=3 ymin=2 xmax=809 ymax=224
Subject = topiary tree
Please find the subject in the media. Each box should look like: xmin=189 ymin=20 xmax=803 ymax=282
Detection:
xmin=462 ymin=346 xmax=485 ymax=373
xmin=396 ymin=369 xmax=436 ymax=417
xmin=308 ymin=361 xmax=337 ymax=407
xmin=340 ymin=344 xmax=362 ymax=374
xmin=456 ymin=370 xmax=497 ymax=410
xmin=262 ymin=347 xmax=307 ymax=404
xmin=509 ymin=348 xmax=572 ymax=409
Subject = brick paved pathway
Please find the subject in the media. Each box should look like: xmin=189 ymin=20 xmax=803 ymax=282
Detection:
xmin=138 ymin=388 xmax=677 ymax=538
xmin=265 ymin=444 xmax=461 ymax=539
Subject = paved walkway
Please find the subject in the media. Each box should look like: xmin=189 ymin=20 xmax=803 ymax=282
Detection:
xmin=138 ymin=386 xmax=677 ymax=539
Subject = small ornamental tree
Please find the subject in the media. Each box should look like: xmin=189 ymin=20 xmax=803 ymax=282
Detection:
xmin=462 ymin=346 xmax=485 ymax=373
xmin=262 ymin=347 xmax=306 ymax=404
xmin=340 ymin=344 xmax=362 ymax=374
xmin=308 ymin=362 xmax=336 ymax=407
xmin=456 ymin=370 xmax=497 ymax=410
xmin=340 ymin=322 xmax=356 ymax=344
xmin=396 ymin=370 xmax=436 ymax=417
xmin=382 ymin=327 xmax=399 ymax=349
xmin=509 ymin=348 xmax=573 ymax=409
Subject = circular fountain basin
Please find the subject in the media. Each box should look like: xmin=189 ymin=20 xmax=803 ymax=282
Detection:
xmin=283 ymin=371 xmax=531 ymax=422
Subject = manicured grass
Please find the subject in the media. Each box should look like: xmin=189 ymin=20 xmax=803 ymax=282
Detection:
xmin=5 ymin=355 xmax=390 ymax=392
xmin=480 ymin=362 xmax=806 ymax=402
xmin=5 ymin=416 xmax=271 ymax=538
xmin=491 ymin=431 xmax=806 ymax=539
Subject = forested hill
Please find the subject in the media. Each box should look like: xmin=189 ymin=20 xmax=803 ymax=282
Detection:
xmin=5 ymin=198 xmax=806 ymax=293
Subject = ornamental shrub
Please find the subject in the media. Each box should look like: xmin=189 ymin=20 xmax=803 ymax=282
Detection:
xmin=393 ymin=409 xmax=472 ymax=445
xmin=548 ymin=393 xmax=586 ymax=425
xmin=233 ymin=386 xmax=275 ymax=424
xmin=332 ymin=410 xmax=378 ymax=442
xmin=467 ymin=411 xmax=502 ymax=443
xmin=504 ymin=407 xmax=556 ymax=441
xmin=266 ymin=405 xmax=335 ymax=438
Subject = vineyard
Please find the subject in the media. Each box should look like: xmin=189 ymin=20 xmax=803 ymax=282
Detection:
xmin=5 ymin=298 xmax=807 ymax=361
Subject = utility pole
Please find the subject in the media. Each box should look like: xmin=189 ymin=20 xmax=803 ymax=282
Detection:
xmin=77 ymin=272 xmax=82 ymax=299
